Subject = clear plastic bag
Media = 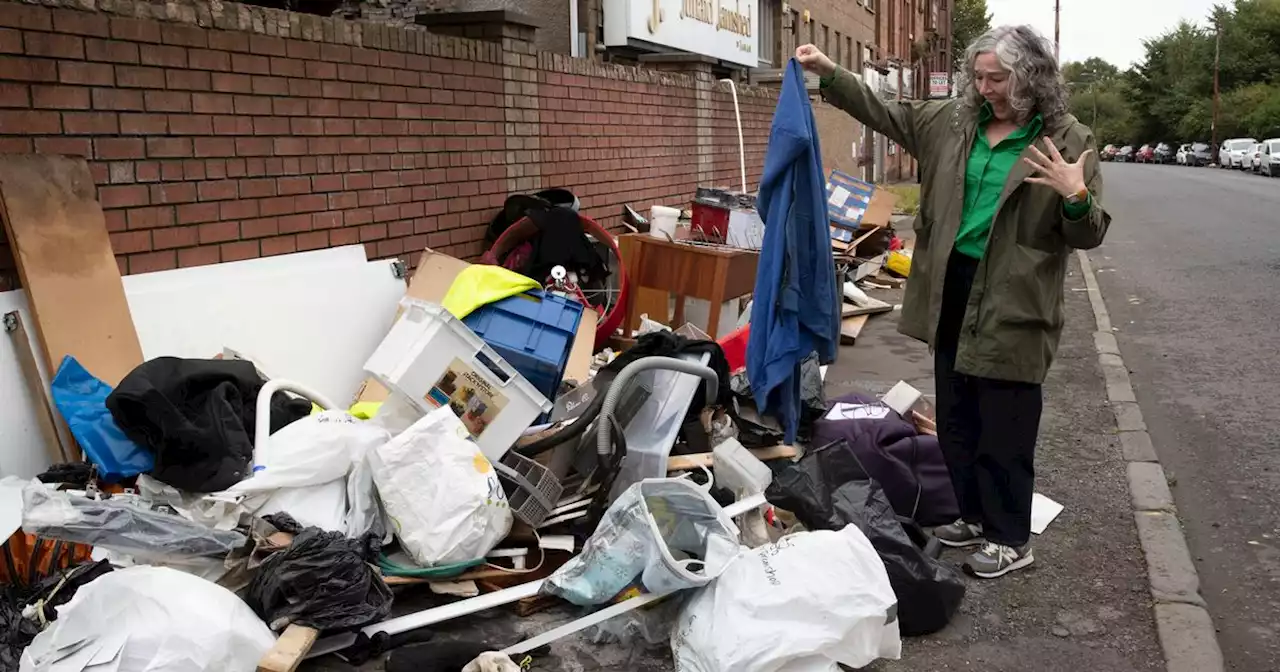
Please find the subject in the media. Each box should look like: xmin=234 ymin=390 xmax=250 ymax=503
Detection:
xmin=544 ymin=477 xmax=741 ymax=606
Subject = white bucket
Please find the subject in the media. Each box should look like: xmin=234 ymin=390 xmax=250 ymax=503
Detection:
xmin=650 ymin=205 xmax=680 ymax=240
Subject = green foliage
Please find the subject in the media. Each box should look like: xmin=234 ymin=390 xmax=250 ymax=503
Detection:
xmin=1063 ymin=0 xmax=1280 ymax=147
xmin=952 ymin=0 xmax=992 ymax=70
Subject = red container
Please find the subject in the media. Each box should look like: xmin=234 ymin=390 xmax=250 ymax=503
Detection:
xmin=718 ymin=324 xmax=750 ymax=373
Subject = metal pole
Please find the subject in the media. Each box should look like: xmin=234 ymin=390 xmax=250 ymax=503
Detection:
xmin=1212 ymin=21 xmax=1221 ymax=155
xmin=1054 ymin=0 xmax=1061 ymax=62
xmin=1093 ymin=84 xmax=1098 ymax=128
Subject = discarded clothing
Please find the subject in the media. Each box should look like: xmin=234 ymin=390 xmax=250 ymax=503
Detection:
xmin=243 ymin=520 xmax=393 ymax=632
xmin=23 ymin=559 xmax=115 ymax=626
xmin=811 ymin=393 xmax=958 ymax=526
xmin=49 ymin=356 xmax=153 ymax=481
xmin=523 ymin=206 xmax=607 ymax=283
xmin=441 ymin=265 xmax=539 ymax=320
xmin=386 ymin=642 xmax=501 ymax=672
xmin=106 ymin=357 xmax=312 ymax=492
xmin=747 ymin=58 xmax=840 ymax=444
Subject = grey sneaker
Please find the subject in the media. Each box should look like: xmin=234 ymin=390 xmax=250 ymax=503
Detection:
xmin=964 ymin=542 xmax=1034 ymax=579
xmin=933 ymin=519 xmax=985 ymax=548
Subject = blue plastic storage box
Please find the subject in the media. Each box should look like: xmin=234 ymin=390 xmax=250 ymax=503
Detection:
xmin=462 ymin=290 xmax=585 ymax=401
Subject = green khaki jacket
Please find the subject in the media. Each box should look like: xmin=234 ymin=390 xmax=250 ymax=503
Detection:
xmin=822 ymin=67 xmax=1112 ymax=384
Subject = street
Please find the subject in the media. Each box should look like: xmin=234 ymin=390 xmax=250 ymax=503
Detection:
xmin=1092 ymin=161 xmax=1280 ymax=671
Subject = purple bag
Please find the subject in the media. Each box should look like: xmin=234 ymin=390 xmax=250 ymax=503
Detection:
xmin=811 ymin=393 xmax=958 ymax=526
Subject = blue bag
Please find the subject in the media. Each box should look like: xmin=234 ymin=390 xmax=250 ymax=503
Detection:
xmin=50 ymin=356 xmax=153 ymax=481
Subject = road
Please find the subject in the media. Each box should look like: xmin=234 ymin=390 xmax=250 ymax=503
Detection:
xmin=1093 ymin=162 xmax=1280 ymax=671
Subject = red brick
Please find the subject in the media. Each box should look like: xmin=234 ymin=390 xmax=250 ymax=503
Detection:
xmin=290 ymin=117 xmax=322 ymax=135
xmin=207 ymin=30 xmax=248 ymax=53
xmin=232 ymin=95 xmax=271 ymax=116
xmin=110 ymin=229 xmax=151 ymax=254
xmin=278 ymin=212 xmax=311 ymax=233
xmin=307 ymin=137 xmax=340 ymax=155
xmin=259 ymin=196 xmax=295 ymax=216
xmin=285 ymin=39 xmax=319 ymax=60
xmin=109 ymin=17 xmax=159 ymax=43
xmin=269 ymin=57 xmax=304 ymax=78
xmin=0 ymin=110 xmax=59 ymax=134
xmin=320 ymin=43 xmax=350 ymax=62
xmin=150 ymin=182 xmax=197 ymax=204
xmin=253 ymin=116 xmax=288 ymax=135
xmin=144 ymin=90 xmax=190 ymax=113
xmin=0 ymin=4 xmax=51 ymax=30
xmin=198 ymin=220 xmax=238 ymax=244
xmin=125 ymin=206 xmax=173 ymax=229
xmin=223 ymin=158 xmax=246 ymax=177
xmin=165 ymin=69 xmax=210 ymax=91
xmin=10 ymin=57 xmax=58 ymax=82
xmin=251 ymin=76 xmax=288 ymax=96
xmin=178 ymin=245 xmax=220 ymax=268
xmin=0 ymin=82 xmax=28 ymax=106
xmin=197 ymin=179 xmax=237 ymax=201
xmin=34 ymin=136 xmax=89 ymax=156
xmin=24 ymin=32 xmax=83 ymax=59
xmin=277 ymin=176 xmax=310 ymax=196
xmin=230 ymin=52 xmax=269 ymax=75
xmin=115 ymin=65 xmax=165 ymax=89
xmin=270 ymin=137 xmax=305 ymax=156
xmin=240 ymin=216 xmax=278 ymax=238
xmin=330 ymin=227 xmax=358 ymax=246
xmin=119 ymin=113 xmax=166 ymax=134
xmin=321 ymin=80 xmax=352 ymax=99
xmin=62 ymin=111 xmax=117 ymax=134
xmin=29 ymin=84 xmax=85 ymax=110
xmin=272 ymin=97 xmax=307 ymax=116
xmin=151 ymin=225 xmax=198 ymax=249
xmin=191 ymin=137 xmax=233 ymax=158
xmin=128 ymin=250 xmax=176 ymax=274
xmin=212 ymin=73 xmax=252 ymax=93
xmin=238 ymin=178 xmax=276 ymax=198
xmin=134 ymin=161 xmax=160 ymax=182
xmin=188 ymin=48 xmax=230 ymax=71
xmin=336 ymin=63 xmax=366 ymax=82
xmin=248 ymin=34 xmax=286 ymax=56
xmin=297 ymin=230 xmax=329 ymax=251
xmin=94 ymin=137 xmax=144 ymax=160
xmin=59 ymin=61 xmax=113 ymax=86
xmin=191 ymin=92 xmax=233 ymax=115
xmin=235 ymin=137 xmax=272 ymax=156
xmin=161 ymin=25 xmax=207 ymax=49
xmin=168 ymin=114 xmax=213 ymax=135
xmin=158 ymin=161 xmax=184 ymax=181
xmin=176 ymin=201 xmax=219 ymax=224
xmin=261 ymin=234 xmax=296 ymax=256
xmin=99 ymin=184 xmax=149 ymax=208
xmin=102 ymin=208 xmax=126 ymax=231
xmin=141 ymin=44 xmax=187 ymax=68
xmin=146 ymin=137 xmax=191 ymax=158
xmin=302 ymin=60 xmax=336 ymax=80
xmin=220 ymin=240 xmax=259 ymax=261
xmin=308 ymin=174 xmax=341 ymax=192
xmin=0 ymin=137 xmax=32 ymax=153
xmin=82 ymin=37 xmax=134 ymax=63
xmin=220 ymin=199 xmax=258 ymax=220
xmin=212 ymin=115 xmax=252 ymax=135
xmin=312 ymin=211 xmax=342 ymax=229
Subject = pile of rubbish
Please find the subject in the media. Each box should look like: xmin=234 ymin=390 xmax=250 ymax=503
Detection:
xmin=1 ymin=156 xmax=963 ymax=672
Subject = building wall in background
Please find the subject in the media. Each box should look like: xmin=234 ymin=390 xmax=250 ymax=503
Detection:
xmin=0 ymin=0 xmax=775 ymax=290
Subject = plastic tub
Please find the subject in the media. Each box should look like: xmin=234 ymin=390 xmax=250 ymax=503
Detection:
xmin=462 ymin=290 xmax=584 ymax=401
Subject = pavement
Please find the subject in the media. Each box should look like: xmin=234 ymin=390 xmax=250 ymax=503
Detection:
xmin=1090 ymin=162 xmax=1280 ymax=672
xmin=320 ymin=232 xmax=1171 ymax=672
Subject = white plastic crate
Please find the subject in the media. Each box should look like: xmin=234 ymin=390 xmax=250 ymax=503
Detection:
xmin=363 ymin=298 xmax=552 ymax=461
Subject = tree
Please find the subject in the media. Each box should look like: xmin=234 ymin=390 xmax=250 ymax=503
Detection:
xmin=1062 ymin=58 xmax=1121 ymax=86
xmin=952 ymin=0 xmax=992 ymax=69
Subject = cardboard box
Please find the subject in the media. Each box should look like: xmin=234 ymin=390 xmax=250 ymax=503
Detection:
xmin=826 ymin=170 xmax=897 ymax=235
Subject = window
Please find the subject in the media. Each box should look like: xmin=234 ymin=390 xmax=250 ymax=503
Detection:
xmin=759 ymin=0 xmax=778 ymax=65
xmin=835 ymin=30 xmax=842 ymax=67
xmin=808 ymin=19 xmax=815 ymax=46
xmin=823 ymin=24 xmax=830 ymax=54
xmin=856 ymin=41 xmax=863 ymax=70
xmin=847 ymin=36 xmax=854 ymax=68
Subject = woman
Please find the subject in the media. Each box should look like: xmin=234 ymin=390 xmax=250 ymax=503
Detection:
xmin=797 ymin=25 xmax=1111 ymax=579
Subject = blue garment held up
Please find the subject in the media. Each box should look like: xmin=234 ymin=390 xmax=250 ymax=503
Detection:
xmin=746 ymin=59 xmax=840 ymax=443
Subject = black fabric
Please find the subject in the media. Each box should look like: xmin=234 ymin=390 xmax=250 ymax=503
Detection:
xmin=24 ymin=559 xmax=114 ymax=625
xmin=244 ymin=518 xmax=392 ymax=632
xmin=603 ymin=331 xmax=733 ymax=415
xmin=0 ymin=590 xmax=37 ymax=672
xmin=385 ymin=641 xmax=496 ymax=672
xmin=811 ymin=392 xmax=958 ymax=526
xmin=523 ymin=206 xmax=608 ymax=283
xmin=766 ymin=441 xmax=966 ymax=637
xmin=484 ymin=193 xmax=552 ymax=247
xmin=936 ymin=253 xmax=1043 ymax=547
xmin=106 ymin=358 xmax=312 ymax=493
xmin=35 ymin=462 xmax=93 ymax=488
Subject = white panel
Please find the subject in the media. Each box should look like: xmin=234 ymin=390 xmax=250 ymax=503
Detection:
xmin=0 ymin=292 xmax=59 ymax=478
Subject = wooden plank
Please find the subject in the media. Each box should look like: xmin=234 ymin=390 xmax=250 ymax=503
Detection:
xmin=256 ymin=624 xmax=319 ymax=672
xmin=4 ymin=311 xmax=73 ymax=463
xmin=840 ymin=315 xmax=869 ymax=345
xmin=667 ymin=444 xmax=800 ymax=471
xmin=912 ymin=410 xmax=938 ymax=436
xmin=0 ymin=155 xmax=142 ymax=386
xmin=842 ymin=302 xmax=893 ymax=318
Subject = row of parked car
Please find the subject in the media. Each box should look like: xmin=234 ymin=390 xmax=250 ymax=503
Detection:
xmin=1101 ymin=139 xmax=1280 ymax=175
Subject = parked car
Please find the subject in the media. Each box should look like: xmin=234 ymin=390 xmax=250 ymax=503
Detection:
xmin=1102 ymin=144 xmax=1118 ymax=162
xmin=1154 ymin=142 xmax=1176 ymax=164
xmin=1219 ymin=138 xmax=1258 ymax=169
xmin=1251 ymin=143 xmax=1266 ymax=172
xmin=1261 ymin=139 xmax=1280 ymax=177
xmin=1136 ymin=145 xmax=1156 ymax=163
xmin=1188 ymin=142 xmax=1214 ymax=167
xmin=1175 ymin=144 xmax=1192 ymax=165
xmin=1117 ymin=145 xmax=1135 ymax=162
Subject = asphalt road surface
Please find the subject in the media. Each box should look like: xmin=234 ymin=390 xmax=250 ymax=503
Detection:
xmin=1092 ymin=161 xmax=1280 ymax=671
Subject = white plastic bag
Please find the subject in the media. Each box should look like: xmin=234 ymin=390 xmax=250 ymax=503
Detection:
xmin=671 ymin=526 xmax=901 ymax=672
xmin=545 ymin=477 xmax=742 ymax=606
xmin=20 ymin=566 xmax=275 ymax=672
xmin=370 ymin=405 xmax=512 ymax=566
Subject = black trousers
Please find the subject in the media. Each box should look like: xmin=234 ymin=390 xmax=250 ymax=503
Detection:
xmin=934 ymin=253 xmax=1043 ymax=547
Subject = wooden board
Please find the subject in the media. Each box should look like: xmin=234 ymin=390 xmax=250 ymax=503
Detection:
xmin=666 ymin=444 xmax=800 ymax=471
xmin=842 ymin=302 xmax=893 ymax=318
xmin=0 ymin=155 xmax=143 ymax=386
xmin=256 ymin=624 xmax=319 ymax=672
xmin=840 ymin=315 xmax=869 ymax=345
xmin=4 ymin=311 xmax=72 ymax=463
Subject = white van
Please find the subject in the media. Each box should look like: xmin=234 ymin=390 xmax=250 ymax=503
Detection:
xmin=1261 ymin=139 xmax=1280 ymax=177
xmin=1219 ymin=138 xmax=1258 ymax=169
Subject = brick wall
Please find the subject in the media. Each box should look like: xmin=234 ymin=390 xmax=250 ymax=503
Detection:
xmin=0 ymin=0 xmax=776 ymax=291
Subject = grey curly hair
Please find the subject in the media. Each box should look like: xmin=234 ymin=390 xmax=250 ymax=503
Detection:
xmin=954 ymin=25 xmax=1070 ymax=127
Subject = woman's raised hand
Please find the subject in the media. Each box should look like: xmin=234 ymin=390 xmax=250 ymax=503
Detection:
xmin=795 ymin=44 xmax=837 ymax=78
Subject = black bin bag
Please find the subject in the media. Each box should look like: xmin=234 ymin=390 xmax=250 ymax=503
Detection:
xmin=767 ymin=440 xmax=966 ymax=636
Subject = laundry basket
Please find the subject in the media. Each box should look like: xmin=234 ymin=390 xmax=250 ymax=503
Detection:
xmin=495 ymin=451 xmax=564 ymax=527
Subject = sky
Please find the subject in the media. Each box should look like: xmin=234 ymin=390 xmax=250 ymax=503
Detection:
xmin=984 ymin=0 xmax=1221 ymax=67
